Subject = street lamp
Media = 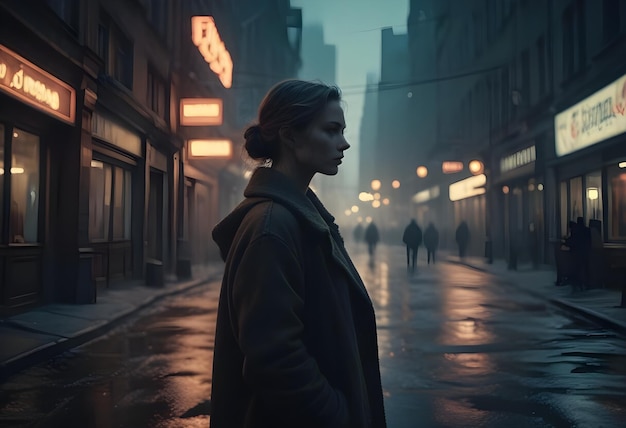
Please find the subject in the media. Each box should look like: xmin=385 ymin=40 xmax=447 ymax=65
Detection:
xmin=416 ymin=166 xmax=428 ymax=178
xmin=371 ymin=179 xmax=382 ymax=191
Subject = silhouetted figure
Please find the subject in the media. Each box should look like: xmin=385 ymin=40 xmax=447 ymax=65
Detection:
xmin=423 ymin=223 xmax=439 ymax=264
xmin=364 ymin=221 xmax=380 ymax=261
xmin=402 ymin=219 xmax=422 ymax=272
xmin=353 ymin=223 xmax=364 ymax=244
xmin=571 ymin=216 xmax=591 ymax=290
xmin=455 ymin=221 xmax=470 ymax=259
xmin=555 ymin=220 xmax=576 ymax=286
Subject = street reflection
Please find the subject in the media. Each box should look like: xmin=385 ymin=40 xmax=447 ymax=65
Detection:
xmin=432 ymin=396 xmax=488 ymax=428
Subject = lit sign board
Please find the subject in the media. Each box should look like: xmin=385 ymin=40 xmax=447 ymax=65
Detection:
xmin=500 ymin=145 xmax=535 ymax=173
xmin=191 ymin=16 xmax=233 ymax=89
xmin=449 ymin=174 xmax=486 ymax=201
xmin=442 ymin=161 xmax=464 ymax=174
xmin=555 ymin=73 xmax=626 ymax=157
xmin=180 ymin=98 xmax=223 ymax=126
xmin=412 ymin=186 xmax=440 ymax=204
xmin=188 ymin=139 xmax=232 ymax=158
xmin=0 ymin=44 xmax=75 ymax=124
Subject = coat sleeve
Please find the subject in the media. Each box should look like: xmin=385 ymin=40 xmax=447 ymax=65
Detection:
xmin=230 ymin=234 xmax=350 ymax=427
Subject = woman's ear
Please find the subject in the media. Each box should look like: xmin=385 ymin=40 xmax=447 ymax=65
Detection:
xmin=279 ymin=126 xmax=297 ymax=149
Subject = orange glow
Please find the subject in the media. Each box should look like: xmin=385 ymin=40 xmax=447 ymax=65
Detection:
xmin=391 ymin=179 xmax=400 ymax=189
xmin=468 ymin=160 xmax=484 ymax=175
xmin=416 ymin=166 xmax=428 ymax=178
xmin=181 ymin=98 xmax=223 ymax=126
xmin=189 ymin=139 xmax=232 ymax=158
xmin=371 ymin=179 xmax=382 ymax=191
xmin=442 ymin=161 xmax=463 ymax=174
xmin=191 ymin=17 xmax=233 ymax=88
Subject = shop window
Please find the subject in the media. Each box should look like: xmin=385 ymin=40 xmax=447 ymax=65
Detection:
xmin=585 ymin=171 xmax=602 ymax=224
xmin=9 ymin=129 xmax=40 ymax=244
xmin=89 ymin=161 xmax=111 ymax=241
xmin=89 ymin=161 xmax=132 ymax=242
xmin=569 ymin=176 xmax=583 ymax=220
xmin=608 ymin=164 xmax=626 ymax=240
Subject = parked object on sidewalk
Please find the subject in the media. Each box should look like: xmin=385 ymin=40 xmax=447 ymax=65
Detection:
xmin=210 ymin=80 xmax=387 ymax=428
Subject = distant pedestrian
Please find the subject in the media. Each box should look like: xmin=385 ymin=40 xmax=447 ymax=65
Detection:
xmin=455 ymin=221 xmax=470 ymax=259
xmin=364 ymin=221 xmax=380 ymax=261
xmin=353 ymin=222 xmax=364 ymax=244
xmin=402 ymin=219 xmax=422 ymax=272
xmin=423 ymin=222 xmax=439 ymax=264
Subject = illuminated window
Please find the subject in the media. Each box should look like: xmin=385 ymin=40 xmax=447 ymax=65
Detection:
xmin=608 ymin=164 xmax=626 ymax=239
xmin=9 ymin=129 xmax=40 ymax=244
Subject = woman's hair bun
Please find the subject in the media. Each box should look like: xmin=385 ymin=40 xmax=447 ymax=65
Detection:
xmin=244 ymin=124 xmax=271 ymax=160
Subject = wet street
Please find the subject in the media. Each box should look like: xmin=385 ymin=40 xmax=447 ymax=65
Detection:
xmin=1 ymin=243 xmax=625 ymax=427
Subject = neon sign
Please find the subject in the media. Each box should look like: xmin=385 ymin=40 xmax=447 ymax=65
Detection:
xmin=191 ymin=16 xmax=233 ymax=89
xmin=0 ymin=44 xmax=75 ymax=124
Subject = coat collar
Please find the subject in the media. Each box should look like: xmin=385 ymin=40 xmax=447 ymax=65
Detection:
xmin=243 ymin=168 xmax=372 ymax=304
xmin=243 ymin=167 xmax=334 ymax=238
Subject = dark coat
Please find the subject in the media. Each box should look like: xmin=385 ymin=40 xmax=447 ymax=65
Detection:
xmin=402 ymin=221 xmax=422 ymax=248
xmin=211 ymin=167 xmax=387 ymax=428
xmin=423 ymin=225 xmax=439 ymax=251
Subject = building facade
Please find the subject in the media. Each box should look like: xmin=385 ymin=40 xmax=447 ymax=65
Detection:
xmin=0 ymin=0 xmax=301 ymax=314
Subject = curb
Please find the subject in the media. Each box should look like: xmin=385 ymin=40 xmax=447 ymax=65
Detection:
xmin=445 ymin=258 xmax=626 ymax=337
xmin=0 ymin=272 xmax=222 ymax=383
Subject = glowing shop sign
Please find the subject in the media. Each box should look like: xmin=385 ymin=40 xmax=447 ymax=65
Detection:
xmin=442 ymin=161 xmax=464 ymax=174
xmin=0 ymin=44 xmax=75 ymax=124
xmin=188 ymin=139 xmax=232 ymax=158
xmin=555 ymin=73 xmax=626 ymax=157
xmin=191 ymin=16 xmax=233 ymax=89
xmin=449 ymin=174 xmax=486 ymax=202
xmin=500 ymin=145 xmax=536 ymax=173
xmin=180 ymin=98 xmax=223 ymax=126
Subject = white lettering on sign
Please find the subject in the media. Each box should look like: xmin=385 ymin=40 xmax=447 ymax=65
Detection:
xmin=191 ymin=16 xmax=233 ymax=89
xmin=500 ymin=145 xmax=536 ymax=173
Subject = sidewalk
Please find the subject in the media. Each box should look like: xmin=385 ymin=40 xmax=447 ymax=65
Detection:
xmin=441 ymin=250 xmax=626 ymax=335
xmin=0 ymin=263 xmax=225 ymax=382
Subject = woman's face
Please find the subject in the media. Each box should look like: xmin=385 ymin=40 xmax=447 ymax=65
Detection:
xmin=292 ymin=100 xmax=350 ymax=176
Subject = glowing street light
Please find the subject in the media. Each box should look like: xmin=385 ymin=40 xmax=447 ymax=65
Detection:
xmin=392 ymin=180 xmax=400 ymax=189
xmin=371 ymin=179 xmax=381 ymax=191
xmin=468 ymin=159 xmax=484 ymax=175
xmin=416 ymin=166 xmax=428 ymax=178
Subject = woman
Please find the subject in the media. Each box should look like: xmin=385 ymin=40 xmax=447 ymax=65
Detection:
xmin=210 ymin=80 xmax=387 ymax=428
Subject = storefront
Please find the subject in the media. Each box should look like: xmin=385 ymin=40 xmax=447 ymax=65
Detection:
xmin=0 ymin=42 xmax=78 ymax=311
xmin=553 ymin=72 xmax=626 ymax=245
xmin=493 ymin=142 xmax=545 ymax=265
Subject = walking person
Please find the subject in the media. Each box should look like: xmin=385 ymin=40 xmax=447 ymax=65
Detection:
xmin=364 ymin=221 xmax=380 ymax=263
xmin=402 ymin=219 xmax=422 ymax=272
xmin=455 ymin=220 xmax=470 ymax=259
xmin=423 ymin=222 xmax=439 ymax=265
xmin=210 ymin=80 xmax=387 ymax=428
